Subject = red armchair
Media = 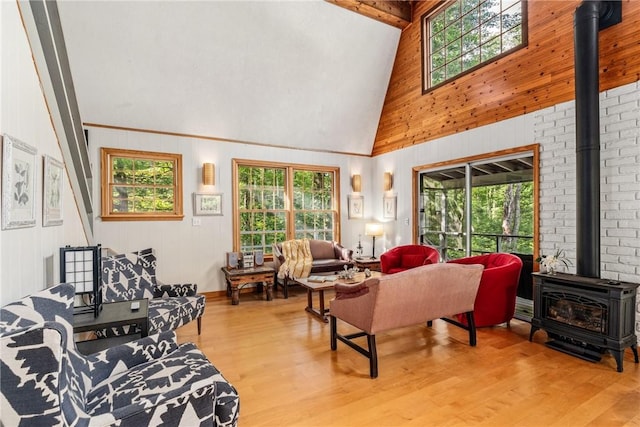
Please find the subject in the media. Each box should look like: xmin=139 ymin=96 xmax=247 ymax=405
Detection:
xmin=380 ymin=245 xmax=440 ymax=274
xmin=447 ymin=253 xmax=523 ymax=327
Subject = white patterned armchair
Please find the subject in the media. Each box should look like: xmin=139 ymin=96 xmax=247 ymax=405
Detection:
xmin=99 ymin=248 xmax=205 ymax=338
xmin=0 ymin=284 xmax=239 ymax=426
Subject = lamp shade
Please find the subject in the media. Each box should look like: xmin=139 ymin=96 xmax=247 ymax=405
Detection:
xmin=202 ymin=163 xmax=215 ymax=186
xmin=352 ymin=174 xmax=362 ymax=192
xmin=365 ymin=223 xmax=383 ymax=237
xmin=383 ymin=172 xmax=393 ymax=191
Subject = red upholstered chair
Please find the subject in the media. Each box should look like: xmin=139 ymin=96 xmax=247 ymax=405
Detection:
xmin=447 ymin=253 xmax=523 ymax=327
xmin=380 ymin=245 xmax=440 ymax=274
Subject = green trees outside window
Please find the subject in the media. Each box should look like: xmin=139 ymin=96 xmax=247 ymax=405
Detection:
xmin=101 ymin=148 xmax=183 ymax=220
xmin=419 ymin=153 xmax=534 ymax=260
xmin=234 ymin=161 xmax=339 ymax=256
xmin=423 ymin=0 xmax=526 ymax=90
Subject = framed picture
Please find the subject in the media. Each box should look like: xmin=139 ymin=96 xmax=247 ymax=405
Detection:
xmin=348 ymin=195 xmax=364 ymax=219
xmin=2 ymin=134 xmax=37 ymax=230
xmin=383 ymin=195 xmax=397 ymax=220
xmin=194 ymin=192 xmax=222 ymax=216
xmin=43 ymin=155 xmax=64 ymax=226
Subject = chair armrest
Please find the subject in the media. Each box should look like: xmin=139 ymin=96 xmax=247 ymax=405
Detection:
xmin=154 ymin=283 xmax=198 ymax=297
xmin=380 ymin=253 xmax=400 ymax=273
xmin=334 ymin=282 xmax=371 ymax=299
xmin=334 ymin=243 xmax=353 ymax=261
xmin=85 ymin=330 xmax=179 ymax=385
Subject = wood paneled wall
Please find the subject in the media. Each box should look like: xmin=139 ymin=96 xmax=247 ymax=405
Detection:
xmin=372 ymin=0 xmax=640 ymax=156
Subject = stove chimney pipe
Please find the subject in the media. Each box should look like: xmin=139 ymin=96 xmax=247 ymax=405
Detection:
xmin=573 ymin=0 xmax=621 ymax=278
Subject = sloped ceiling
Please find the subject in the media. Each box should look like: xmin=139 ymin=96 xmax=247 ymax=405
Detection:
xmin=57 ymin=0 xmax=401 ymax=156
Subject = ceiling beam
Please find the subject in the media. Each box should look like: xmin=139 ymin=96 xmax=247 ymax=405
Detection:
xmin=326 ymin=0 xmax=412 ymax=29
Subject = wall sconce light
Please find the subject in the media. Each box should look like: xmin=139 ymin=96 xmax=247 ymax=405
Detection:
xmin=352 ymin=174 xmax=362 ymax=192
xmin=383 ymin=172 xmax=393 ymax=191
xmin=202 ymin=163 xmax=215 ymax=186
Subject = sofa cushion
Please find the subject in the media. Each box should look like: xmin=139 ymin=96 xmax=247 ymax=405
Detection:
xmin=309 ymin=240 xmax=335 ymax=260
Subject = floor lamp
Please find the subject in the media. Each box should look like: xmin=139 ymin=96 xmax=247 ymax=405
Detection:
xmin=365 ymin=223 xmax=383 ymax=259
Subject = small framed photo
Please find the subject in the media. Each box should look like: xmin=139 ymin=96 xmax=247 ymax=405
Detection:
xmin=43 ymin=155 xmax=64 ymax=227
xmin=348 ymin=195 xmax=364 ymax=219
xmin=194 ymin=192 xmax=222 ymax=216
xmin=383 ymin=195 xmax=397 ymax=220
xmin=2 ymin=134 xmax=37 ymax=230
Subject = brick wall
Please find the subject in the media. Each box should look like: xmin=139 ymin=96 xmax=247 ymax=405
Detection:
xmin=534 ymin=80 xmax=640 ymax=339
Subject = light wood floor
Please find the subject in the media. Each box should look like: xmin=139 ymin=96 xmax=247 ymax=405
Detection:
xmin=176 ymin=288 xmax=640 ymax=426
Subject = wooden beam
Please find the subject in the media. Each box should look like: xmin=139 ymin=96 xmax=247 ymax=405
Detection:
xmin=326 ymin=0 xmax=412 ymax=29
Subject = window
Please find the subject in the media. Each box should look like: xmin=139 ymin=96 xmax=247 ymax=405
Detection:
xmin=100 ymin=148 xmax=183 ymax=221
xmin=233 ymin=160 xmax=340 ymax=256
xmin=417 ymin=148 xmax=537 ymax=260
xmin=422 ymin=0 xmax=527 ymax=91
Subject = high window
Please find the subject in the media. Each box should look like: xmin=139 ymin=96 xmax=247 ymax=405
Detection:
xmin=422 ymin=0 xmax=527 ymax=91
xmin=232 ymin=160 xmax=340 ymax=256
xmin=100 ymin=148 xmax=183 ymax=221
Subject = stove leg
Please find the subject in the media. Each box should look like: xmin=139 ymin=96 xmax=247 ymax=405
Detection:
xmin=529 ymin=326 xmax=539 ymax=342
xmin=631 ymin=345 xmax=639 ymax=364
xmin=612 ymin=349 xmax=624 ymax=373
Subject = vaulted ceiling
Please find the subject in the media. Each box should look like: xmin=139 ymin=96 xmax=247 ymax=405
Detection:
xmin=56 ymin=1 xmax=403 ymax=156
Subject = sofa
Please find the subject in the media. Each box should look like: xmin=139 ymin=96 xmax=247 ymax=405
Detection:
xmin=329 ymin=263 xmax=484 ymax=378
xmin=272 ymin=239 xmax=353 ymax=298
xmin=447 ymin=252 xmax=523 ymax=327
xmin=380 ymin=244 xmax=440 ymax=274
xmin=100 ymin=248 xmax=206 ymax=337
xmin=0 ymin=284 xmax=239 ymax=426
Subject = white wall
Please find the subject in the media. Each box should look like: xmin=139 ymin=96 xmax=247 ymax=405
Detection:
xmin=372 ymin=112 xmax=538 ymax=253
xmin=87 ymin=126 xmax=375 ymax=293
xmin=0 ymin=1 xmax=87 ymax=305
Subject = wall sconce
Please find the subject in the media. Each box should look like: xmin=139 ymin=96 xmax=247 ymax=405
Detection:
xmin=383 ymin=172 xmax=393 ymax=191
xmin=352 ymin=174 xmax=362 ymax=192
xmin=365 ymin=223 xmax=384 ymax=259
xmin=202 ymin=163 xmax=215 ymax=186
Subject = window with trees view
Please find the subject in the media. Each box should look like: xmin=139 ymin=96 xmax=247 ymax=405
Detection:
xmin=422 ymin=0 xmax=527 ymax=91
xmin=233 ymin=160 xmax=339 ymax=256
xmin=418 ymin=151 xmax=535 ymax=260
xmin=100 ymin=148 xmax=183 ymax=221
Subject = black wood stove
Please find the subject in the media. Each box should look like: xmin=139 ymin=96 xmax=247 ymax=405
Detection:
xmin=529 ymin=272 xmax=638 ymax=372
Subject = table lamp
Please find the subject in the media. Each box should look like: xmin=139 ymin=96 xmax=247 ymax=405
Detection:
xmin=365 ymin=223 xmax=383 ymax=259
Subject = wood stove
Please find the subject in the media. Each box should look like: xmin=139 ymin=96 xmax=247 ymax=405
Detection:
xmin=529 ymin=272 xmax=638 ymax=372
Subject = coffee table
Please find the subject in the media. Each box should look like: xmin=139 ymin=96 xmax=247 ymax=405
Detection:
xmin=74 ymin=299 xmax=149 ymax=354
xmin=295 ymin=271 xmax=382 ymax=322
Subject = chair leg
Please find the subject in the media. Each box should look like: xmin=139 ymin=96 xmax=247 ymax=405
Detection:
xmin=283 ymin=277 xmax=289 ymax=299
xmin=427 ymin=320 xmax=433 ymax=327
xmin=330 ymin=315 xmax=337 ymax=350
xmin=197 ymin=316 xmax=202 ymax=335
xmin=465 ymin=312 xmax=477 ymax=346
xmin=368 ymin=334 xmax=378 ymax=378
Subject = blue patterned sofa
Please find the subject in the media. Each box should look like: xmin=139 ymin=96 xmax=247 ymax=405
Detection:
xmin=0 ymin=284 xmax=239 ymax=426
xmin=99 ymin=248 xmax=205 ymax=338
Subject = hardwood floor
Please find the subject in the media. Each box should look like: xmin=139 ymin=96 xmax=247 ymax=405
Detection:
xmin=176 ymin=288 xmax=640 ymax=426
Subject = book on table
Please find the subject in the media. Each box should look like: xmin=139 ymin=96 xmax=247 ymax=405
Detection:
xmin=307 ymin=275 xmax=339 ymax=283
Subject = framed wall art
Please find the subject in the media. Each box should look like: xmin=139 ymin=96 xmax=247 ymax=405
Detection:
xmin=43 ymin=155 xmax=64 ymax=226
xmin=194 ymin=192 xmax=223 ymax=216
xmin=2 ymin=134 xmax=37 ymax=230
xmin=348 ymin=195 xmax=364 ymax=219
xmin=383 ymin=195 xmax=397 ymax=220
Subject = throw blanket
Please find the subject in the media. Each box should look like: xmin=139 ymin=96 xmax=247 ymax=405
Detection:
xmin=278 ymin=239 xmax=313 ymax=279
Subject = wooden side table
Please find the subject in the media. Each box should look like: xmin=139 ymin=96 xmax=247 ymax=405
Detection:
xmin=221 ymin=265 xmax=275 ymax=305
xmin=74 ymin=299 xmax=149 ymax=354
xmin=354 ymin=257 xmax=381 ymax=272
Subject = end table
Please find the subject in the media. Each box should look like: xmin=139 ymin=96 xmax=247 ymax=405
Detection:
xmin=354 ymin=257 xmax=381 ymax=272
xmin=221 ymin=265 xmax=275 ymax=305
